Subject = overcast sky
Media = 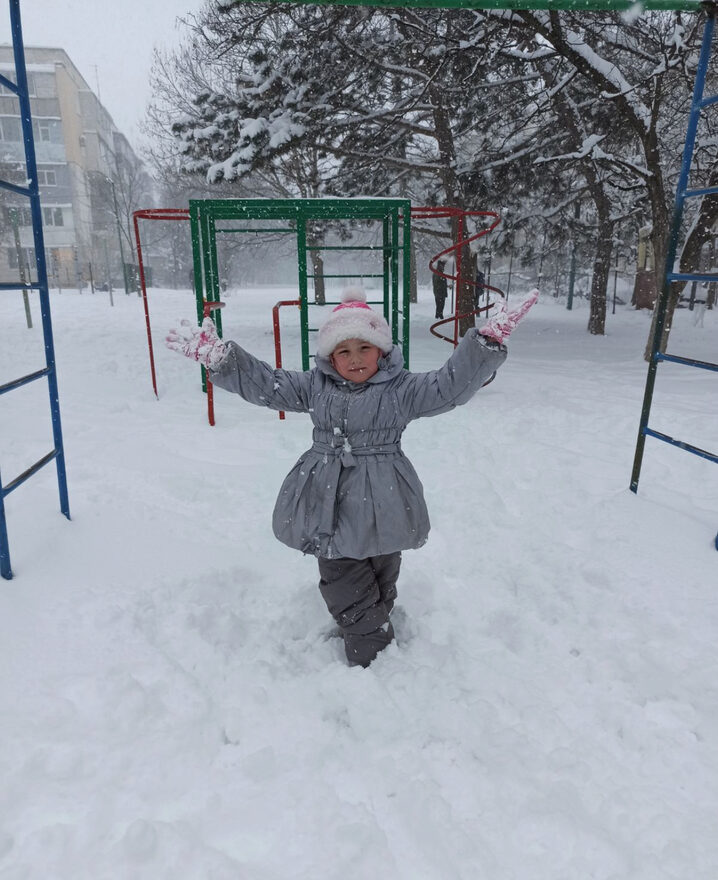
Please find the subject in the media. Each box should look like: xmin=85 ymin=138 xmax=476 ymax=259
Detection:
xmin=0 ymin=0 xmax=208 ymax=151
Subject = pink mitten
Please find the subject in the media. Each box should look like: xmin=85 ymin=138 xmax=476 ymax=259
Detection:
xmin=478 ymin=289 xmax=539 ymax=344
xmin=166 ymin=317 xmax=227 ymax=369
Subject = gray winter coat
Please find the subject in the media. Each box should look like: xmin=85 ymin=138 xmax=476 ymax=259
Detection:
xmin=209 ymin=329 xmax=506 ymax=559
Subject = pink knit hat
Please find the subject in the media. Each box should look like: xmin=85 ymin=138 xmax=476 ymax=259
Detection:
xmin=316 ymin=287 xmax=393 ymax=357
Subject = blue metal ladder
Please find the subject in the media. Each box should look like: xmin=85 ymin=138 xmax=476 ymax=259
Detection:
xmin=0 ymin=0 xmax=70 ymax=579
xmin=630 ymin=4 xmax=718 ymax=493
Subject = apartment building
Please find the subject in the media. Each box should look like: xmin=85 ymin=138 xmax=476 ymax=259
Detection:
xmin=0 ymin=45 xmax=147 ymax=289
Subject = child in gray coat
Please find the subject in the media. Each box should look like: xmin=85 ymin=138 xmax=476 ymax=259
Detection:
xmin=167 ymin=287 xmax=537 ymax=667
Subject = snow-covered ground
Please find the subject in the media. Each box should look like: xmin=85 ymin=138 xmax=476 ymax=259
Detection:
xmin=0 ymin=283 xmax=716 ymax=879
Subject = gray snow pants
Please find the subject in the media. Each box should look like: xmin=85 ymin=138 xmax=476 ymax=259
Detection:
xmin=318 ymin=552 xmax=401 ymax=668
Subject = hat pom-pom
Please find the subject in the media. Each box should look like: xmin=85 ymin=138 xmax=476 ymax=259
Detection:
xmin=340 ymin=286 xmax=367 ymax=305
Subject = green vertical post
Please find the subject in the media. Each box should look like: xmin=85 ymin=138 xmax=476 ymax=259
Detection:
xmin=190 ymin=202 xmax=210 ymax=391
xmin=207 ymin=216 xmax=223 ymax=335
xmin=391 ymin=208 xmax=400 ymax=345
xmin=401 ymin=204 xmax=411 ymax=367
xmin=296 ymin=210 xmax=310 ymax=370
xmin=382 ymin=216 xmax=391 ymax=326
xmin=189 ymin=202 xmax=204 ymax=326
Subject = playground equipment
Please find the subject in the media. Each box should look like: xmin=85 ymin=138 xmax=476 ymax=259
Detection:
xmin=417 ymin=206 xmax=503 ymax=346
xmin=134 ymin=199 xmax=506 ymax=422
xmin=0 ymin=0 xmax=70 ymax=580
xmin=630 ymin=5 xmax=718 ymax=494
xmin=133 ymin=198 xmax=412 ymax=424
xmin=4 ymin=0 xmax=711 ymax=579
xmin=133 ymin=208 xmax=191 ymax=400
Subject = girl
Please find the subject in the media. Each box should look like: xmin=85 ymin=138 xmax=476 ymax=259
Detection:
xmin=166 ymin=287 xmax=537 ymax=667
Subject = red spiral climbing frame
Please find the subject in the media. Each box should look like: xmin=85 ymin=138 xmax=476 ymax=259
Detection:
xmin=411 ymin=206 xmax=503 ymax=347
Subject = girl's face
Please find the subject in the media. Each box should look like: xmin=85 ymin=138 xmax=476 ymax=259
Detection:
xmin=330 ymin=338 xmax=382 ymax=382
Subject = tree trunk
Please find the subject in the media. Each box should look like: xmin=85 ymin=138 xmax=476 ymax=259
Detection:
xmin=642 ymin=123 xmax=672 ymax=358
xmin=410 ymin=239 xmax=417 ymax=304
xmin=587 ymin=232 xmax=612 ymax=335
xmin=307 ymin=234 xmax=325 ymax=305
xmin=431 ymin=86 xmax=474 ymax=335
xmin=455 ymin=217 xmax=476 ymax=337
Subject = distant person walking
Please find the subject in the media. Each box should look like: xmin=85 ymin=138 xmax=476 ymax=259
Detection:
xmin=432 ymin=260 xmax=448 ymax=319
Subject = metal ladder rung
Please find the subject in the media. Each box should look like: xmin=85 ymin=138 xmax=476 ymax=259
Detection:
xmin=656 ymin=353 xmax=718 ymax=373
xmin=0 ymin=281 xmax=41 ymax=291
xmin=0 ymin=72 xmax=18 ymax=93
xmin=683 ymin=185 xmax=718 ymax=198
xmin=0 ymin=179 xmax=32 ymax=197
xmin=2 ymin=450 xmax=59 ymax=499
xmin=667 ymin=272 xmax=718 ymax=283
xmin=0 ymin=368 xmax=50 ymax=396
xmin=643 ymin=429 xmax=718 ymax=465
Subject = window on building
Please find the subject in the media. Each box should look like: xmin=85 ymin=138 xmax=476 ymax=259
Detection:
xmin=0 ymin=116 xmax=22 ymax=141
xmin=3 ymin=205 xmax=33 ymax=226
xmin=37 ymin=168 xmax=57 ymax=186
xmin=7 ymin=246 xmax=36 ymax=271
xmin=42 ymin=206 xmax=64 ymax=227
xmin=32 ymin=118 xmax=62 ymax=143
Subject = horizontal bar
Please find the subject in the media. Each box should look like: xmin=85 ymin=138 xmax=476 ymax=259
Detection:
xmin=0 ymin=179 xmax=31 ymax=197
xmin=0 ymin=367 xmax=49 ymax=396
xmin=308 ymin=273 xmax=385 ymax=279
xmin=643 ymin=428 xmax=718 ymax=465
xmin=700 ymin=94 xmax=718 ymax=108
xmin=1 ymin=450 xmax=58 ymax=499
xmin=192 ymin=198 xmax=410 ymax=223
xmin=0 ymin=281 xmax=41 ymax=291
xmin=667 ymin=272 xmax=718 ymax=283
xmin=683 ymin=186 xmax=718 ymax=198
xmin=192 ymin=198 xmax=408 ymax=209
xmin=306 ymin=245 xmax=389 ymax=252
xmin=0 ymin=72 xmax=18 ymax=94
xmin=215 ymin=227 xmax=295 ymax=234
xmin=656 ymin=352 xmax=718 ymax=373
xmin=236 ymin=0 xmax=702 ymax=9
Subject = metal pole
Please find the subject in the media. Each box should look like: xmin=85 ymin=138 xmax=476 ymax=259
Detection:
xmin=103 ymin=239 xmax=114 ymax=306
xmin=74 ymin=246 xmax=82 ymax=293
xmin=612 ymin=266 xmax=618 ymax=315
xmin=402 ymin=202 xmax=411 ymax=367
xmin=133 ymin=211 xmax=159 ymax=399
xmin=109 ymin=178 xmax=130 ymax=295
xmin=9 ymin=208 xmax=32 ymax=328
xmin=506 ymin=233 xmax=514 ymax=302
xmin=567 ymin=202 xmax=580 ymax=310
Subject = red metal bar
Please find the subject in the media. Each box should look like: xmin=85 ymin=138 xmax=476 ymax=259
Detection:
xmin=132 ymin=208 xmax=190 ymax=399
xmin=203 ymin=299 xmax=226 ymax=427
xmin=272 ymin=299 xmax=301 ymax=420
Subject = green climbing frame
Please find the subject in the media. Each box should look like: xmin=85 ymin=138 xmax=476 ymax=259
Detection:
xmin=189 ymin=198 xmax=412 ymax=369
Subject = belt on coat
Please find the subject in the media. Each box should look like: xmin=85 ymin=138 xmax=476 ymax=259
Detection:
xmin=311 ymin=439 xmax=401 ymax=467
